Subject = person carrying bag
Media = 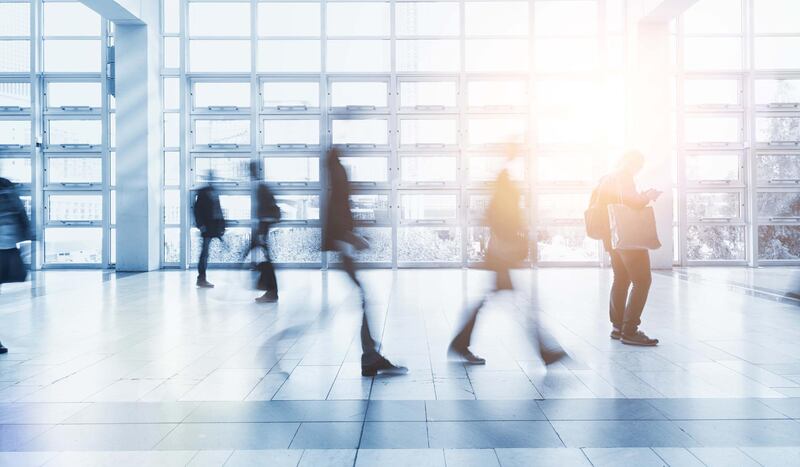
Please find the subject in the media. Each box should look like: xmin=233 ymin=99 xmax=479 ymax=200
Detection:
xmin=588 ymin=151 xmax=662 ymax=347
xmin=0 ymin=177 xmax=33 ymax=354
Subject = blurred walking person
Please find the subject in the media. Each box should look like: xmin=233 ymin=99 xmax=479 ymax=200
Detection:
xmin=245 ymin=161 xmax=281 ymax=303
xmin=449 ymin=148 xmax=566 ymax=366
xmin=589 ymin=150 xmax=661 ymax=346
xmin=193 ymin=171 xmax=226 ymax=288
xmin=0 ymin=177 xmax=33 ymax=353
xmin=322 ymin=148 xmax=406 ymax=377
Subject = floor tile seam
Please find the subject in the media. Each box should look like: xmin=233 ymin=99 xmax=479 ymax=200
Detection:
xmin=732 ymin=446 xmax=769 ymax=467
xmin=652 ymin=446 xmax=708 ymax=467
xmin=217 ymin=449 xmax=236 ymax=467
xmin=715 ymin=361 xmax=800 ymax=391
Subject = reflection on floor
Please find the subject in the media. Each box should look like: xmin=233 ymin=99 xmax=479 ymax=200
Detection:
xmin=1 ymin=268 xmax=799 ymax=466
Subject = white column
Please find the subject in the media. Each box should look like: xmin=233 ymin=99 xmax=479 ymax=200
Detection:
xmin=629 ymin=22 xmax=673 ymax=269
xmin=113 ymin=0 xmax=161 ymax=271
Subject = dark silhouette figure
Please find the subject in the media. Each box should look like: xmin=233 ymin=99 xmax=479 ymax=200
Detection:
xmin=322 ymin=148 xmax=406 ymax=377
xmin=0 ymin=176 xmax=33 ymax=354
xmin=243 ymin=162 xmax=281 ymax=303
xmin=449 ymin=167 xmax=566 ymax=366
xmin=594 ymin=150 xmax=661 ymax=346
xmin=193 ymin=172 xmax=225 ymax=288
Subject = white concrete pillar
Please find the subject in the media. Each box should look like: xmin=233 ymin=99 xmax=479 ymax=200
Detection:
xmin=629 ymin=22 xmax=674 ymax=269
xmin=113 ymin=1 xmax=161 ymax=271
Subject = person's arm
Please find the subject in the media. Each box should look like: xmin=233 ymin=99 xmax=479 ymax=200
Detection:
xmin=616 ymin=175 xmax=651 ymax=209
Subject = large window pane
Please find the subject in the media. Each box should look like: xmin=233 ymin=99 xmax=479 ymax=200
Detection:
xmin=275 ymin=195 xmax=320 ymax=221
xmin=683 ymin=38 xmax=741 ymax=71
xmin=43 ymin=40 xmax=100 ymax=73
xmin=258 ymin=40 xmax=320 ymax=72
xmin=466 ymin=1 xmax=528 ymax=36
xmin=263 ymin=82 xmax=319 ymax=110
xmin=687 ymin=225 xmax=745 ymax=261
xmin=400 ymin=194 xmax=457 ymax=221
xmin=537 ymin=153 xmax=594 ymax=184
xmin=164 ymin=113 xmax=179 ymax=148
xmin=759 ymin=226 xmax=800 ymax=260
xmin=327 ymin=40 xmax=390 ymax=73
xmin=194 ymin=120 xmax=250 ymax=146
xmin=468 ymin=118 xmax=526 ymax=146
xmin=535 ymin=38 xmax=596 ymax=72
xmin=686 ymin=153 xmax=741 ymax=183
xmin=164 ymin=37 xmax=180 ymax=69
xmin=0 ymin=158 xmax=31 ymax=184
xmin=340 ymin=157 xmax=388 ymax=183
xmin=188 ymin=2 xmax=250 ymax=36
xmin=163 ymin=0 xmax=180 ymax=34
xmin=397 ymin=40 xmax=459 ymax=72
xmin=164 ymin=227 xmax=180 ymax=263
xmin=684 ymin=79 xmax=740 ymax=107
xmin=757 ymin=192 xmax=800 ymax=218
xmin=191 ymin=227 xmax=250 ymax=263
xmin=755 ymin=79 xmax=800 ymax=106
xmin=164 ymin=189 xmax=180 ymax=224
xmin=43 ymin=2 xmax=100 ymax=36
xmin=684 ymin=116 xmax=741 ymax=144
xmin=687 ymin=192 xmax=741 ymax=220
xmin=0 ymin=41 xmax=29 ymax=73
xmin=327 ymin=2 xmax=390 ymax=37
xmin=47 ymin=82 xmax=101 ymax=109
xmin=0 ymin=120 xmax=31 ymax=146
xmin=350 ymin=195 xmax=390 ymax=222
xmin=0 ymin=82 xmax=30 ymax=108
xmin=535 ymin=1 xmax=596 ymax=36
xmin=189 ymin=40 xmax=251 ymax=72
xmin=263 ymin=119 xmax=319 ymax=147
xmin=468 ymin=156 xmax=525 ymax=182
xmin=258 ymin=3 xmax=320 ymax=37
xmin=399 ymin=81 xmax=457 ymax=109
xmin=264 ymin=157 xmax=319 ymax=184
xmin=682 ymin=0 xmax=741 ymax=34
xmin=48 ymin=120 xmax=102 ymax=146
xmin=219 ymin=195 xmax=251 ymax=221
xmin=163 ymin=78 xmax=180 ymax=110
xmin=396 ymin=2 xmax=459 ymax=36
xmin=468 ymin=226 xmax=490 ymax=262
xmin=756 ymin=154 xmax=800 ymax=184
xmin=329 ymin=227 xmax=391 ymax=263
xmin=401 ymin=156 xmax=457 ymax=183
xmin=755 ymin=37 xmax=800 ymax=69
xmin=331 ymin=119 xmax=388 ymax=146
xmin=537 ymin=193 xmax=588 ymax=221
xmin=44 ymin=228 xmax=102 ymax=264
xmin=268 ymin=227 xmax=321 ymax=263
xmin=0 ymin=3 xmax=29 ymax=36
xmin=754 ymin=0 xmax=800 ymax=34
xmin=535 ymin=79 xmax=596 ymax=114
xmin=756 ymin=117 xmax=800 ymax=143
xmin=195 ymin=157 xmax=250 ymax=184
xmin=537 ymin=225 xmax=597 ymax=262
xmin=48 ymin=195 xmax=103 ymax=222
xmin=537 ymin=114 xmax=595 ymax=145
xmin=399 ymin=119 xmax=457 ymax=147
xmin=193 ymin=82 xmax=251 ymax=110
xmin=48 ymin=157 xmax=102 ymax=184
xmin=330 ymin=82 xmax=387 ymax=109
xmin=398 ymin=227 xmax=461 ymax=262
xmin=466 ymin=39 xmax=528 ymax=73
xmin=468 ymin=80 xmax=528 ymax=109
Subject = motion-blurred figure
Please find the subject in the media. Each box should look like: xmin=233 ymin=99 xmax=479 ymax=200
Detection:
xmin=193 ymin=171 xmax=226 ymax=288
xmin=449 ymin=149 xmax=566 ymax=366
xmin=0 ymin=176 xmax=33 ymax=354
xmin=322 ymin=148 xmax=406 ymax=377
xmin=593 ymin=150 xmax=661 ymax=346
xmin=245 ymin=161 xmax=281 ymax=303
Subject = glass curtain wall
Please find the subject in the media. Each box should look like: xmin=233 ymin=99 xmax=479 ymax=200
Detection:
xmin=0 ymin=0 xmax=113 ymax=268
xmin=674 ymin=0 xmax=800 ymax=265
xmin=162 ymin=0 xmax=627 ymax=268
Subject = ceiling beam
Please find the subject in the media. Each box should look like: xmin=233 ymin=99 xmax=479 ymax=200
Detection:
xmin=79 ymin=0 xmax=145 ymax=25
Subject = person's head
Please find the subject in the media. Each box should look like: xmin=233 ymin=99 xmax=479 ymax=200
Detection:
xmin=617 ymin=150 xmax=645 ymax=175
xmin=249 ymin=161 xmax=259 ymax=180
xmin=206 ymin=169 xmax=216 ymax=184
xmin=326 ymin=147 xmax=342 ymax=168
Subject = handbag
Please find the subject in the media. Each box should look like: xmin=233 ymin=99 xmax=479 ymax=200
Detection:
xmin=0 ymin=247 xmax=27 ymax=284
xmin=607 ymin=177 xmax=662 ymax=251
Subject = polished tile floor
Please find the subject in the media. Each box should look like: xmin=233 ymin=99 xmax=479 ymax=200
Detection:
xmin=0 ymin=267 xmax=799 ymax=466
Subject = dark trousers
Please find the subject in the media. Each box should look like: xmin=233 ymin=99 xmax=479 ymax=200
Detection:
xmin=341 ymin=255 xmax=379 ymax=365
xmin=253 ymin=225 xmax=277 ymax=293
xmin=608 ymin=248 xmax=652 ymax=334
xmin=198 ymin=237 xmax=212 ymax=280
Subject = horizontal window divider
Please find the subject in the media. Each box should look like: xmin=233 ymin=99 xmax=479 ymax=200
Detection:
xmin=696 ymin=180 xmax=734 ymax=185
xmin=42 ymin=35 xmax=103 ymax=40
xmin=206 ymin=144 xmax=241 ymax=149
xmin=768 ymin=178 xmax=800 ymax=184
xmin=767 ymin=217 xmax=800 ymax=222
xmin=411 ymin=105 xmax=447 ymax=112
xmin=56 ymin=144 xmax=98 ymax=150
xmin=276 ymin=105 xmax=309 ymax=111
xmin=0 ymin=145 xmax=26 ymax=150
xmin=697 ymin=217 xmax=735 ymax=223
xmin=275 ymin=143 xmax=312 ymax=149
xmin=55 ymin=182 xmax=99 ymax=188
xmin=0 ymin=106 xmax=25 ymax=112
xmin=255 ymin=36 xmax=321 ymax=41
xmin=765 ymin=142 xmax=800 ymax=147
xmin=186 ymin=36 xmax=251 ymax=40
xmin=58 ymin=106 xmax=95 ymax=112
xmin=414 ymin=143 xmax=447 ymax=149
xmin=276 ymin=182 xmax=312 ymax=187
xmin=51 ymin=220 xmax=99 ymax=226
xmin=345 ymin=105 xmax=377 ymax=111
xmin=764 ymin=103 xmax=800 ymax=109
xmin=344 ymin=143 xmax=378 ymax=149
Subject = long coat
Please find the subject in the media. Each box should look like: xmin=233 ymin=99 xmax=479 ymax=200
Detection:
xmin=322 ymin=158 xmax=353 ymax=252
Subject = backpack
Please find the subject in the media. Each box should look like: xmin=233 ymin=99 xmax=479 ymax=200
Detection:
xmin=584 ymin=185 xmax=609 ymax=240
